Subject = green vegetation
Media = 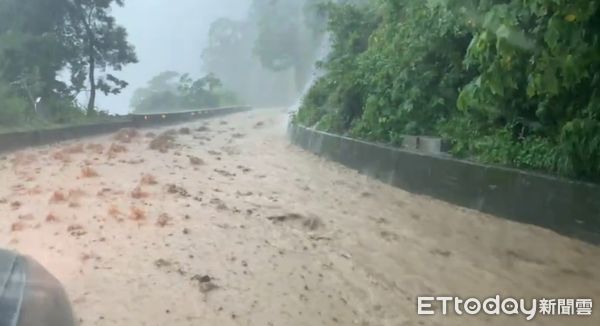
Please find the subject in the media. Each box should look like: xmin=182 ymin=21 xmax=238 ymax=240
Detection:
xmin=0 ymin=0 xmax=136 ymax=130
xmin=295 ymin=0 xmax=600 ymax=182
xmin=130 ymin=71 xmax=237 ymax=114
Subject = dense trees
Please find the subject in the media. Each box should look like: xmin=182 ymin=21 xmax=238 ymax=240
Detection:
xmin=66 ymin=0 xmax=138 ymax=114
xmin=202 ymin=0 xmax=328 ymax=107
xmin=295 ymin=0 xmax=600 ymax=181
xmin=0 ymin=0 xmax=72 ymax=123
xmin=130 ymin=72 xmax=235 ymax=114
xmin=0 ymin=0 xmax=136 ymax=128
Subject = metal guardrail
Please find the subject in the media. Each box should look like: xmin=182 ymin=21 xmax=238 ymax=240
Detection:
xmin=130 ymin=106 xmax=252 ymax=127
xmin=0 ymin=106 xmax=252 ymax=153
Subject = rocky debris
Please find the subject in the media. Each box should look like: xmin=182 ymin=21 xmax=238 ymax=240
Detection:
xmin=18 ymin=214 xmax=34 ymax=221
xmin=108 ymin=143 xmax=127 ymax=159
xmin=81 ymin=166 xmax=99 ymax=178
xmin=505 ymin=249 xmax=545 ymax=265
xmin=86 ymin=144 xmax=105 ymax=154
xmin=156 ymin=213 xmax=173 ymax=227
xmin=50 ymin=191 xmax=67 ymax=203
xmin=380 ymin=230 xmax=400 ymax=242
xmin=188 ymin=155 xmax=205 ymax=166
xmin=253 ymin=121 xmax=265 ymax=129
xmin=231 ymin=133 xmax=245 ymax=139
xmin=207 ymin=150 xmax=221 ymax=156
xmin=195 ymin=126 xmax=210 ymax=132
xmin=430 ymin=249 xmax=452 ymax=257
xmin=46 ymin=213 xmax=59 ymax=223
xmin=267 ymin=213 xmax=324 ymax=231
xmin=303 ymin=217 xmax=324 ymax=231
xmin=149 ymin=130 xmax=177 ymax=153
xmin=179 ymin=127 xmax=191 ymax=135
xmin=123 ymin=158 xmax=145 ymax=165
xmin=166 ymin=184 xmax=190 ymax=197
xmin=131 ymin=186 xmax=149 ymax=199
xmin=51 ymin=150 xmax=71 ymax=163
xmin=97 ymin=188 xmax=113 ymax=197
xmin=194 ymin=135 xmax=211 ymax=141
xmin=108 ymin=206 xmax=121 ymax=219
xmin=192 ymin=274 xmax=211 ymax=283
xmin=80 ymin=252 xmax=100 ymax=263
xmin=141 ymin=174 xmax=158 ymax=185
xmin=154 ymin=259 xmax=172 ymax=268
xmin=236 ymin=165 xmax=251 ymax=173
xmin=114 ymin=128 xmax=139 ymax=143
xmin=11 ymin=222 xmax=26 ymax=232
xmin=145 ymin=132 xmax=156 ymax=138
xmin=214 ymin=169 xmax=236 ymax=178
xmin=235 ymin=191 xmax=253 ymax=197
xmin=191 ymin=274 xmax=219 ymax=293
xmin=67 ymin=224 xmax=87 ymax=236
xmin=267 ymin=213 xmax=303 ymax=223
xmin=129 ymin=207 xmax=146 ymax=221
xmin=210 ymin=198 xmax=228 ymax=211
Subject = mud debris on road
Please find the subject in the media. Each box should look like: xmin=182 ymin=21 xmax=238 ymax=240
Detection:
xmin=0 ymin=109 xmax=599 ymax=326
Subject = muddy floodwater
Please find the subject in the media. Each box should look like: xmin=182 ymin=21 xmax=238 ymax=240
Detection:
xmin=0 ymin=108 xmax=599 ymax=326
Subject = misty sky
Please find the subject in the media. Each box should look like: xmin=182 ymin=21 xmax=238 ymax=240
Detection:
xmin=95 ymin=0 xmax=250 ymax=115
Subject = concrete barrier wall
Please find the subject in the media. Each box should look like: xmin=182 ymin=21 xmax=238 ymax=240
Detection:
xmin=0 ymin=122 xmax=134 ymax=154
xmin=288 ymin=124 xmax=600 ymax=244
xmin=0 ymin=106 xmax=251 ymax=154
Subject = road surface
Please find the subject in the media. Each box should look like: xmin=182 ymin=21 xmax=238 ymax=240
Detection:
xmin=1 ymin=108 xmax=599 ymax=325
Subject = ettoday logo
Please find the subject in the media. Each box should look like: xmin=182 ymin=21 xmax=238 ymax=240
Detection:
xmin=417 ymin=296 xmax=593 ymax=321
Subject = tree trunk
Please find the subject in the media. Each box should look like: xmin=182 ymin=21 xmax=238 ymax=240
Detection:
xmin=87 ymin=47 xmax=96 ymax=115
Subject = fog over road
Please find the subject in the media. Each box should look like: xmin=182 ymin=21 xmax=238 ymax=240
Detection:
xmin=1 ymin=108 xmax=599 ymax=326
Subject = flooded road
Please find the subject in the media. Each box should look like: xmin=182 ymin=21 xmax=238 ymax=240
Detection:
xmin=1 ymin=108 xmax=599 ymax=325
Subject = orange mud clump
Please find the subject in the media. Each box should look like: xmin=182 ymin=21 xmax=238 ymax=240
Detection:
xmin=107 ymin=143 xmax=128 ymax=159
xmin=156 ymin=213 xmax=172 ymax=227
xmin=108 ymin=206 xmax=122 ymax=218
xmin=46 ymin=213 xmax=60 ymax=223
xmin=11 ymin=222 xmax=26 ymax=232
xmin=50 ymin=191 xmax=67 ymax=203
xmin=81 ymin=166 xmax=99 ymax=178
xmin=140 ymin=174 xmax=158 ymax=185
xmin=130 ymin=206 xmax=146 ymax=221
xmin=86 ymin=143 xmax=105 ymax=154
xmin=149 ymin=130 xmax=177 ymax=153
xmin=131 ymin=186 xmax=150 ymax=199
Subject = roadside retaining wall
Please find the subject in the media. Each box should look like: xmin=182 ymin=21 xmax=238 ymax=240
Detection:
xmin=288 ymin=124 xmax=600 ymax=244
xmin=0 ymin=121 xmax=133 ymax=154
xmin=0 ymin=106 xmax=251 ymax=154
